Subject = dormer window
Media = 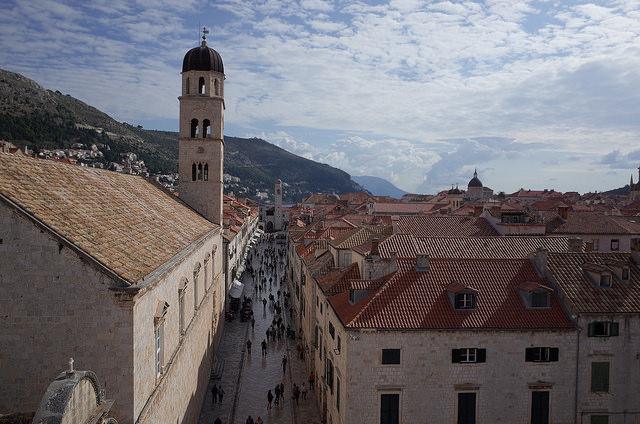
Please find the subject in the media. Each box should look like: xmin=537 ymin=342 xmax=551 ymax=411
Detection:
xmin=454 ymin=292 xmax=476 ymax=310
xmin=599 ymin=274 xmax=612 ymax=288
xmin=622 ymin=267 xmax=630 ymax=281
xmin=531 ymin=290 xmax=550 ymax=308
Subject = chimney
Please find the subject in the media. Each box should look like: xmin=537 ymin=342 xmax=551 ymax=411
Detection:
xmin=370 ymin=237 xmax=380 ymax=256
xmin=567 ymin=237 xmax=583 ymax=252
xmin=416 ymin=253 xmax=430 ymax=272
xmin=533 ymin=248 xmax=549 ymax=276
xmin=558 ymin=206 xmax=569 ymax=220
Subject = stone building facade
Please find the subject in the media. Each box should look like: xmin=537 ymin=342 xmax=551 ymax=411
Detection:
xmin=0 ymin=34 xmax=227 ymax=424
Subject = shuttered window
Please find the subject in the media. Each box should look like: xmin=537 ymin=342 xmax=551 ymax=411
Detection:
xmin=452 ymin=348 xmax=486 ymax=363
xmin=591 ymin=362 xmax=610 ymax=393
xmin=525 ymin=347 xmax=559 ymax=362
xmin=587 ymin=321 xmax=619 ymax=337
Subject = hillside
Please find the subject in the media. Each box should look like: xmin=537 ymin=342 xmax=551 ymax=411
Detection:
xmin=0 ymin=69 xmax=361 ymax=202
xmin=352 ymin=175 xmax=407 ymax=198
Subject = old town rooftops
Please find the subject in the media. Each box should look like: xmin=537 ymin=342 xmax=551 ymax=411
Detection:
xmin=327 ymin=257 xmax=573 ymax=330
xmin=396 ymin=215 xmax=498 ymax=237
xmin=546 ymin=252 xmax=640 ymax=314
xmin=0 ymin=152 xmax=217 ymax=285
xmin=551 ymin=212 xmax=640 ymax=235
xmin=378 ymin=234 xmax=579 ymax=259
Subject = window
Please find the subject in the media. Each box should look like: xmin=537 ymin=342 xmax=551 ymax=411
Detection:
xmin=454 ymin=292 xmax=476 ymax=309
xmin=214 ymin=79 xmax=219 ymax=95
xmin=192 ymin=163 xmax=197 ymax=181
xmin=588 ymin=321 xmax=619 ymax=337
xmin=599 ymin=274 xmax=612 ymax=288
xmin=203 ymin=163 xmax=209 ymax=181
xmin=314 ymin=325 xmax=319 ymax=348
xmin=382 ymin=349 xmax=401 ymax=365
xmin=204 ymin=258 xmax=209 ymax=290
xmin=178 ymin=284 xmax=186 ymax=335
xmin=380 ymin=393 xmax=399 ymax=424
xmin=155 ymin=321 xmax=164 ymax=378
xmin=198 ymin=76 xmax=205 ymax=94
xmin=622 ymin=267 xmax=630 ymax=281
xmin=531 ymin=391 xmax=549 ymax=424
xmin=194 ymin=270 xmax=200 ymax=309
xmin=336 ymin=376 xmax=340 ymax=411
xmin=320 ymin=301 xmax=323 ymax=313
xmin=197 ymin=163 xmax=203 ymax=181
xmin=185 ymin=77 xmax=190 ymax=94
xmin=337 ymin=336 xmax=341 ymax=352
xmin=457 ymin=393 xmax=476 ymax=424
xmin=591 ymin=362 xmax=610 ymax=392
xmin=319 ymin=333 xmax=323 ymax=360
xmin=328 ymin=322 xmax=335 ymax=339
xmin=452 ymin=348 xmax=486 ymax=364
xmin=190 ymin=118 xmax=199 ymax=138
xmin=611 ymin=239 xmax=620 ymax=251
xmin=203 ymin=119 xmax=211 ymax=138
xmin=525 ymin=347 xmax=559 ymax=362
xmin=591 ymin=415 xmax=609 ymax=424
xmin=325 ymin=357 xmax=334 ymax=393
xmin=531 ymin=291 xmax=550 ymax=308
xmin=593 ymin=239 xmax=600 ymax=251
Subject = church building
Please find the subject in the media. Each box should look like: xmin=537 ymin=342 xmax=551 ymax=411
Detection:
xmin=0 ymin=31 xmax=226 ymax=423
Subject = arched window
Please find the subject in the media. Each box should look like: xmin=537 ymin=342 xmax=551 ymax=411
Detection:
xmin=214 ymin=79 xmax=219 ymax=95
xmin=190 ymin=119 xmax=199 ymax=138
xmin=186 ymin=77 xmax=190 ymax=95
xmin=199 ymin=77 xmax=205 ymax=94
xmin=197 ymin=163 xmax=203 ymax=180
xmin=202 ymin=119 xmax=211 ymax=138
xmin=192 ymin=163 xmax=197 ymax=181
xmin=204 ymin=163 xmax=209 ymax=181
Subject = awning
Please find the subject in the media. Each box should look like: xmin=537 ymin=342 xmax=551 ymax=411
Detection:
xmin=228 ymin=280 xmax=244 ymax=299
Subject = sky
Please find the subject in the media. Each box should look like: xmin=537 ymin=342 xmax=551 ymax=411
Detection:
xmin=1 ymin=0 xmax=639 ymax=194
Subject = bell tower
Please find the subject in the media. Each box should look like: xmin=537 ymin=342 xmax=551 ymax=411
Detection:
xmin=178 ymin=27 xmax=224 ymax=225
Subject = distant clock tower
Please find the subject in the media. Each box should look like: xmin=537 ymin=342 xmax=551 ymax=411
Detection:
xmin=178 ymin=28 xmax=224 ymax=225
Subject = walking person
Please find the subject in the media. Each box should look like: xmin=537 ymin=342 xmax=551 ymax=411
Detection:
xmin=211 ymin=384 xmax=218 ymax=404
xmin=292 ymin=383 xmax=300 ymax=406
xmin=308 ymin=371 xmax=315 ymax=391
xmin=301 ymin=382 xmax=307 ymax=400
xmin=256 ymin=417 xmax=263 ymax=424
xmin=282 ymin=354 xmax=287 ymax=374
xmin=274 ymin=384 xmax=280 ymax=406
xmin=267 ymin=390 xmax=273 ymax=410
xmin=214 ymin=418 xmax=222 ymax=424
xmin=246 ymin=339 xmax=252 ymax=354
xmin=218 ymin=386 xmax=225 ymax=404
xmin=261 ymin=339 xmax=267 ymax=356
xmin=251 ymin=316 xmax=255 ymax=330
xmin=246 ymin=416 xmax=254 ymax=424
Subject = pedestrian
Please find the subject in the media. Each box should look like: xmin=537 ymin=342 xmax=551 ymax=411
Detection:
xmin=218 ymin=386 xmax=225 ymax=403
xmin=267 ymin=390 xmax=273 ymax=410
xmin=246 ymin=416 xmax=254 ymax=424
xmin=256 ymin=417 xmax=263 ymax=424
xmin=246 ymin=339 xmax=252 ymax=354
xmin=261 ymin=339 xmax=267 ymax=356
xmin=279 ymin=382 xmax=284 ymax=401
xmin=309 ymin=371 xmax=315 ymax=391
xmin=215 ymin=418 xmax=222 ymax=424
xmin=211 ymin=384 xmax=218 ymax=404
xmin=251 ymin=316 xmax=255 ymax=330
xmin=292 ymin=383 xmax=300 ymax=405
xmin=262 ymin=298 xmax=267 ymax=310
xmin=301 ymin=382 xmax=307 ymax=400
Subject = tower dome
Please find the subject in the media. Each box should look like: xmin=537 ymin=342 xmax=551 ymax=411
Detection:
xmin=468 ymin=169 xmax=483 ymax=188
xmin=182 ymin=40 xmax=224 ymax=73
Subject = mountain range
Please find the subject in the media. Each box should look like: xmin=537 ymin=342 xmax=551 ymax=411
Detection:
xmin=352 ymin=175 xmax=407 ymax=198
xmin=0 ymin=68 xmax=362 ymax=202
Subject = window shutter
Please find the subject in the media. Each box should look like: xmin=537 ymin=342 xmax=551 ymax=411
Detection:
xmin=549 ymin=348 xmax=559 ymax=362
xmin=525 ymin=348 xmax=535 ymax=362
xmin=477 ymin=348 xmax=486 ymax=363
xmin=452 ymin=349 xmax=460 ymax=363
xmin=587 ymin=322 xmax=595 ymax=337
xmin=610 ymin=322 xmax=619 ymax=336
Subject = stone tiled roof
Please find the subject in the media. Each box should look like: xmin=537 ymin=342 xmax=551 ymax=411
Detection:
xmin=0 ymin=153 xmax=217 ymax=284
xmin=547 ymin=252 xmax=640 ymax=314
xmin=396 ymin=216 xmax=498 ymax=237
xmin=328 ymin=258 xmax=573 ymax=330
xmin=317 ymin=263 xmax=361 ymax=295
xmin=551 ymin=212 xmax=640 ymax=235
xmin=328 ymin=226 xmax=393 ymax=249
xmin=378 ymin=235 xmax=577 ymax=259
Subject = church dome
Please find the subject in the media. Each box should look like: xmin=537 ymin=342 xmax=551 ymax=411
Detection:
xmin=182 ymin=41 xmax=224 ymax=73
xmin=468 ymin=169 xmax=483 ymax=188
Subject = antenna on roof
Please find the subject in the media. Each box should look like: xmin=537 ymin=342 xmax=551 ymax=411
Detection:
xmin=202 ymin=26 xmax=209 ymax=41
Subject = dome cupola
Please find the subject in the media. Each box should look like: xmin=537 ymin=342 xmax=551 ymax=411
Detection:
xmin=468 ymin=169 xmax=483 ymax=188
xmin=182 ymin=31 xmax=224 ymax=73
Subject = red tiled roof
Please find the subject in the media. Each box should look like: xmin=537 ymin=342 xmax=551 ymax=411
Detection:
xmin=317 ymin=263 xmax=361 ymax=295
xmin=372 ymin=203 xmax=434 ymax=214
xmin=329 ymin=226 xmax=393 ymax=249
xmin=328 ymin=258 xmax=573 ymax=330
xmin=547 ymin=252 xmax=640 ymax=314
xmin=396 ymin=216 xmax=499 ymax=237
xmin=552 ymin=212 xmax=640 ymax=235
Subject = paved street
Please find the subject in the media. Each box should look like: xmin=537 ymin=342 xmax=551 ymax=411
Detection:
xmin=199 ymin=235 xmax=321 ymax=424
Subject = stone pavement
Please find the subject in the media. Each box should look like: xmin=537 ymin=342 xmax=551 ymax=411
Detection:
xmin=198 ymin=236 xmax=321 ymax=424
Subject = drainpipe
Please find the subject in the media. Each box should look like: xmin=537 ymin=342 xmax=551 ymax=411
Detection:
xmin=574 ymin=319 xmax=580 ymax=424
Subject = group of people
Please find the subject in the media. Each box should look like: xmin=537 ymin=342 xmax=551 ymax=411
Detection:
xmin=214 ymin=232 xmax=315 ymax=424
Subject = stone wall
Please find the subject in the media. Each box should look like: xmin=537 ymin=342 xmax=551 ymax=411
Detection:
xmin=0 ymin=202 xmax=134 ymax=421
